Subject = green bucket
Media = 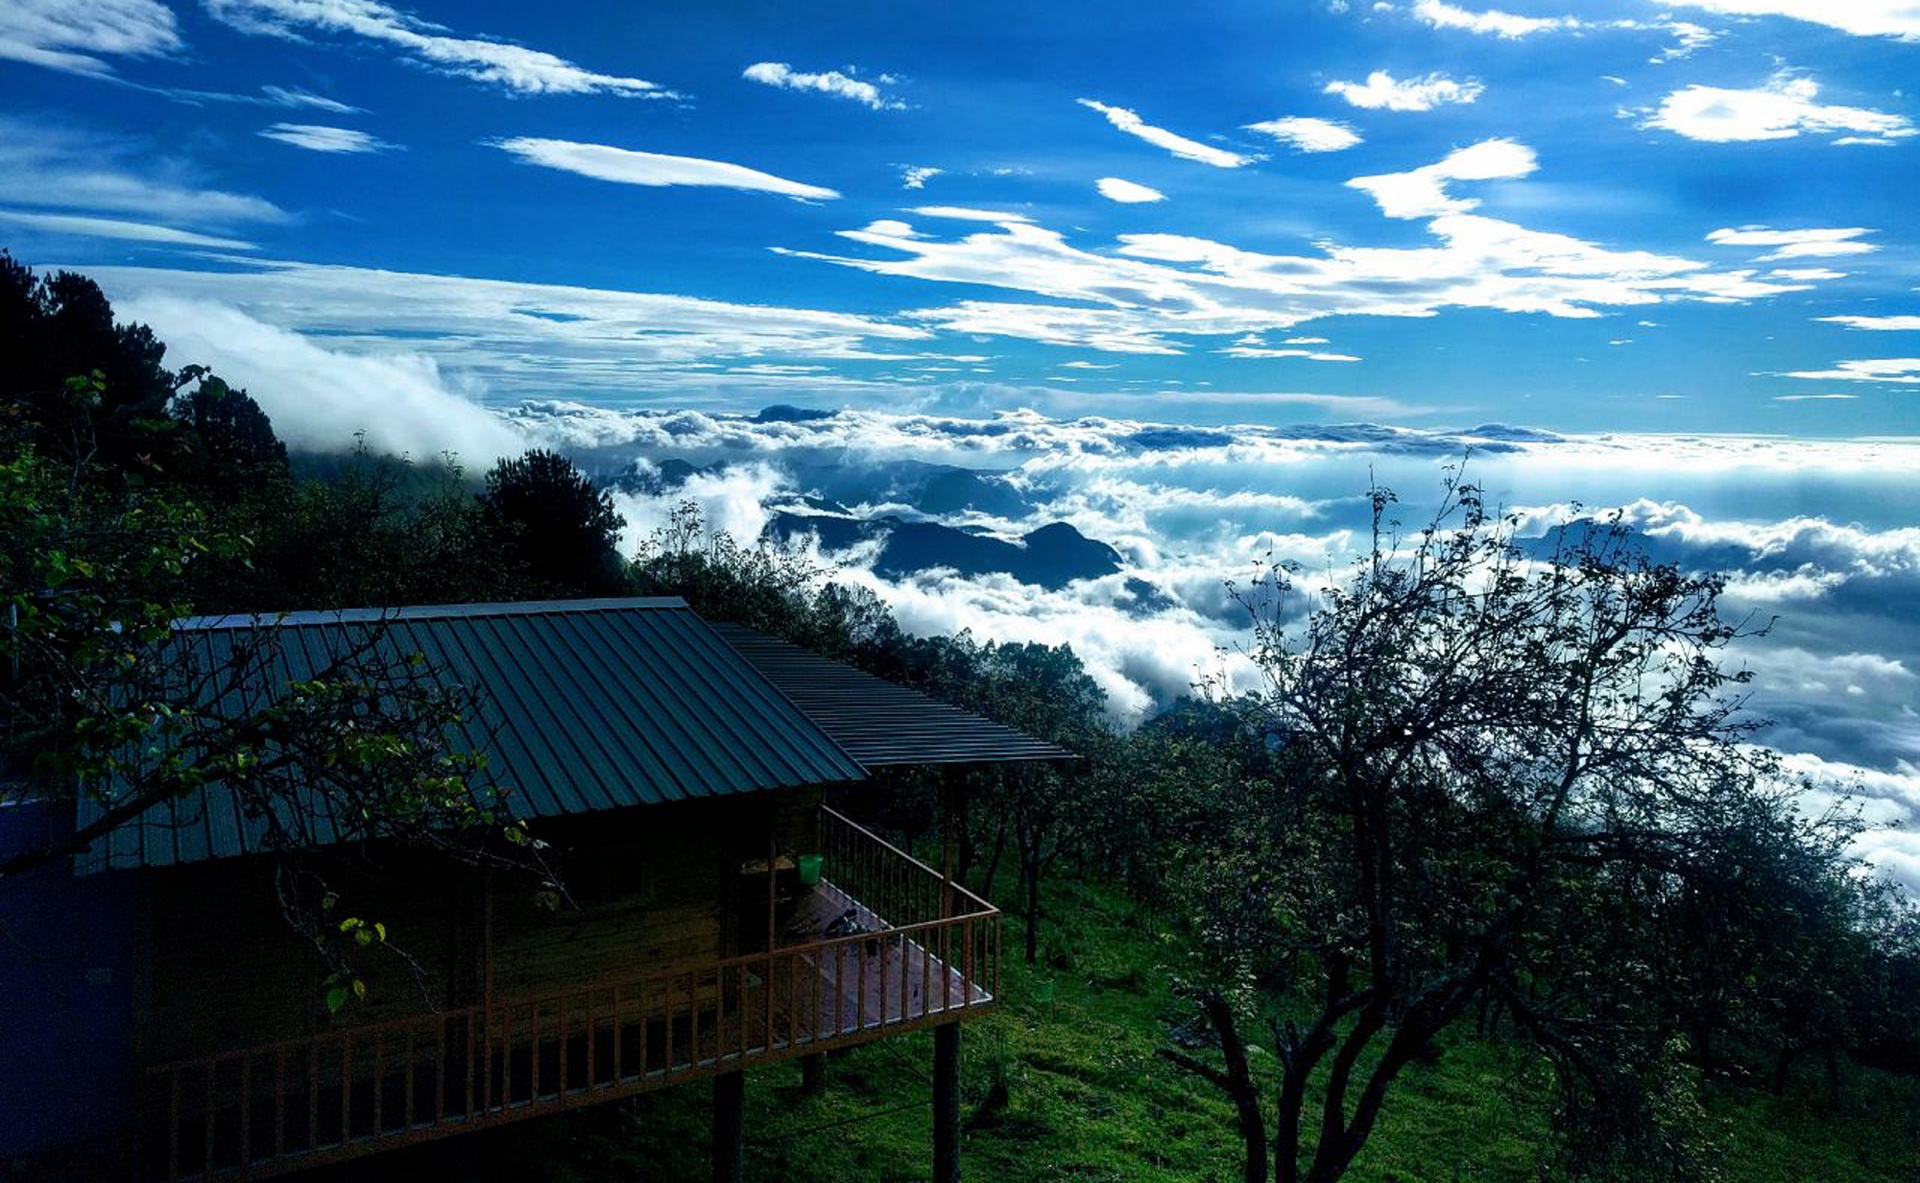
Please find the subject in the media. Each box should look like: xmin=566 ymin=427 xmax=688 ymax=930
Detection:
xmin=796 ymin=853 xmax=824 ymax=887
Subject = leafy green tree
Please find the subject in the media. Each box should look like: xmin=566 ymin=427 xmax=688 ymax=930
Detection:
xmin=167 ymin=366 xmax=290 ymax=501
xmin=0 ymin=254 xmax=176 ymax=472
xmin=480 ymin=448 xmax=626 ymax=598
xmin=1163 ymin=474 xmax=1886 ymax=1183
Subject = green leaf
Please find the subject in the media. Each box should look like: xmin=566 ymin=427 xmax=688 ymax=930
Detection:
xmin=325 ymin=986 xmax=348 ymax=1014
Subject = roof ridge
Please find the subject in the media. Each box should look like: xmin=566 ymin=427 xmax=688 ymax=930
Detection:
xmin=173 ymin=597 xmax=691 ymax=631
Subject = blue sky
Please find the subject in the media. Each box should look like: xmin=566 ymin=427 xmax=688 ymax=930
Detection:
xmin=4 ymin=0 xmax=1919 ymax=437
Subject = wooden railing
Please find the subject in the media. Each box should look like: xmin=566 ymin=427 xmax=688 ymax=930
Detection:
xmin=138 ymin=811 xmax=1000 ymax=1181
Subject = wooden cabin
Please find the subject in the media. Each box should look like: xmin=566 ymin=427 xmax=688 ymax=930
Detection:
xmin=0 ymin=598 xmax=1074 ymax=1181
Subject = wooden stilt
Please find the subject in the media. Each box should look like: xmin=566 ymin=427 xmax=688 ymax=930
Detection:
xmin=933 ymin=1022 xmax=961 ymax=1183
xmin=713 ymin=1070 xmax=745 ymax=1183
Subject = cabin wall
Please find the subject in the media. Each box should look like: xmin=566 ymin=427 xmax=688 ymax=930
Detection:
xmin=0 ymin=799 xmax=136 ymax=1157
xmin=137 ymin=787 xmax=827 ymax=1064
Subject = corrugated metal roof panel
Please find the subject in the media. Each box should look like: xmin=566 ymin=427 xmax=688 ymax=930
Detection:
xmin=76 ymin=599 xmax=866 ymax=873
xmin=708 ymin=624 xmax=1079 ymax=768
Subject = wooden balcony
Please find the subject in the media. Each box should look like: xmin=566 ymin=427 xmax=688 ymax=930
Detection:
xmin=135 ymin=809 xmax=1000 ymax=1181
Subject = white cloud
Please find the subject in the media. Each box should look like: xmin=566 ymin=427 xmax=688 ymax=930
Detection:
xmin=1774 ymin=393 xmax=1858 ymax=401
xmin=0 ymin=0 xmax=179 ymax=76
xmin=1707 ymin=226 xmax=1878 ymax=261
xmin=1077 ymin=99 xmax=1253 ymax=168
xmin=0 ymin=208 xmax=257 ymax=250
xmin=743 ymin=62 xmax=902 ymax=109
xmin=205 ymin=0 xmax=671 ymax=97
xmin=258 ymin=123 xmax=399 ymax=153
xmin=788 ymin=157 xmax=1809 ymax=356
xmin=1323 ymin=70 xmax=1483 ymax=111
xmin=1096 ymin=177 xmax=1166 ymax=204
xmin=1779 ymin=358 xmax=1920 ymax=384
xmin=121 ymin=295 xmax=525 ymax=460
xmin=900 ymin=165 xmax=942 ymax=190
xmin=1243 ymin=116 xmax=1362 ymax=153
xmin=1819 ymin=314 xmax=1920 ymax=331
xmin=1641 ymin=74 xmax=1916 ymax=143
xmin=1408 ymin=1 xmax=1718 ymax=58
xmin=78 ymin=256 xmax=931 ymax=403
xmin=1660 ymin=0 xmax=1920 ymax=40
xmin=1347 ymin=138 xmax=1538 ymax=218
xmin=1219 ymin=345 xmax=1362 ymax=361
xmin=613 ymin=461 xmax=791 ymax=555
xmin=1411 ymin=0 xmax=1574 ymax=37
xmin=492 ymin=137 xmax=838 ymax=201
xmin=907 ymin=206 xmax=1034 ymax=223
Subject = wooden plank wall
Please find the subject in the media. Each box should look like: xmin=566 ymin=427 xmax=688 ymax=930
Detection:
xmin=138 ymin=787 xmax=828 ymax=1063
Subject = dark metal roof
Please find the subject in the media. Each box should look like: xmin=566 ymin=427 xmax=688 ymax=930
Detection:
xmin=77 ymin=599 xmax=866 ymax=872
xmin=708 ymin=624 xmax=1078 ymax=769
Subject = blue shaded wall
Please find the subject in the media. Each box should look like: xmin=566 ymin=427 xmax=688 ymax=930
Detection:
xmin=0 ymin=799 xmax=136 ymax=1156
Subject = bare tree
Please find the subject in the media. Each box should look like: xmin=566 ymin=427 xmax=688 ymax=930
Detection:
xmin=1163 ymin=473 xmax=1869 ymax=1182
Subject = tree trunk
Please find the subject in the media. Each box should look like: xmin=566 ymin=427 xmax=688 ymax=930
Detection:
xmin=1023 ymin=851 xmax=1041 ymax=966
xmin=1160 ymin=992 xmax=1269 ymax=1183
xmin=980 ymin=820 xmax=1008 ymax=901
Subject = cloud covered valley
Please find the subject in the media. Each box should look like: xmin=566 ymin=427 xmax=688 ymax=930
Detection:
xmin=497 ymin=401 xmax=1920 ymax=885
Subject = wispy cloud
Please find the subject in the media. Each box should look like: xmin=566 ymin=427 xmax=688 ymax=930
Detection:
xmin=1779 ymin=358 xmax=1920 ymax=384
xmin=259 ymin=84 xmax=361 ymax=113
xmin=0 ymin=0 xmax=180 ymax=77
xmin=1411 ymin=0 xmax=1575 ymax=37
xmin=1408 ymin=1 xmax=1718 ymax=59
xmin=1077 ymin=99 xmax=1252 ymax=167
xmin=0 ymin=208 xmax=257 ymax=250
xmin=743 ymin=62 xmax=902 ymax=109
xmin=205 ymin=0 xmax=672 ymax=97
xmin=259 ymin=123 xmax=399 ymax=153
xmin=1347 ymin=138 xmax=1537 ymax=219
xmin=1641 ymin=74 xmax=1916 ymax=143
xmin=1323 ymin=70 xmax=1483 ymax=111
xmin=907 ymin=206 xmax=1034 ymax=223
xmin=0 ymin=116 xmax=288 ymax=226
xmin=1219 ymin=343 xmax=1362 ymax=361
xmin=1819 ymin=314 xmax=1920 ymax=331
xmin=900 ymin=165 xmax=942 ymax=190
xmin=77 ymin=257 xmax=931 ymax=403
xmin=1096 ymin=177 xmax=1165 ymax=204
xmin=1660 ymin=0 xmax=1920 ymax=40
xmin=1706 ymin=225 xmax=1878 ymax=260
xmin=783 ymin=141 xmax=1812 ymax=356
xmin=1243 ymin=116 xmax=1361 ymax=152
xmin=491 ymin=137 xmax=838 ymax=200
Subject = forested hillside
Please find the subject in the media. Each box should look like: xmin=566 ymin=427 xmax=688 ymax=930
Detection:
xmin=5 ymin=254 xmax=1919 ymax=1182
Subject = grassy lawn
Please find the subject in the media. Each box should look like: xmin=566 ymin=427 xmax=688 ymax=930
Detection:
xmin=392 ymin=876 xmax=1920 ymax=1182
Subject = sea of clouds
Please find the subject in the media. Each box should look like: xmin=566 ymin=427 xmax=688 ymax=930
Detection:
xmin=506 ymin=401 xmax=1920 ymax=889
